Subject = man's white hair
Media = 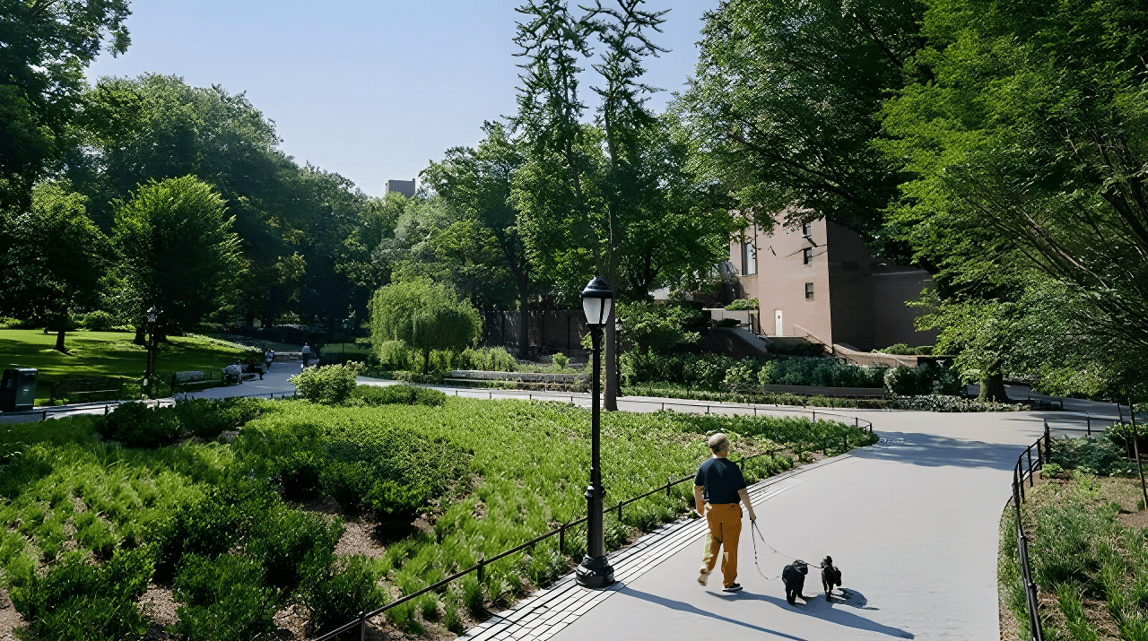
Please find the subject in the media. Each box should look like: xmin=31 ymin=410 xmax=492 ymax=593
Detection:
xmin=707 ymin=432 xmax=730 ymax=452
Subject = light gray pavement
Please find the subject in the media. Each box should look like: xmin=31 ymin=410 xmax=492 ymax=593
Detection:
xmin=182 ymin=360 xmax=302 ymax=400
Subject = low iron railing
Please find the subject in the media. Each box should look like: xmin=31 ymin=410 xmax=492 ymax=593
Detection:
xmin=1010 ymin=423 xmax=1051 ymax=641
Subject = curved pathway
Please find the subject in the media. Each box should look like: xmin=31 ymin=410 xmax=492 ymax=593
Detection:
xmin=456 ymin=407 xmax=1090 ymax=641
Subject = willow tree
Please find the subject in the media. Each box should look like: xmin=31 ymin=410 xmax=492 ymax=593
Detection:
xmin=368 ymin=278 xmax=482 ymax=374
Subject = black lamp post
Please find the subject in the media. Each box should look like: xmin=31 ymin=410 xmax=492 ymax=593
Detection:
xmin=144 ymin=306 xmax=159 ymax=389
xmin=576 ymin=276 xmax=615 ymax=588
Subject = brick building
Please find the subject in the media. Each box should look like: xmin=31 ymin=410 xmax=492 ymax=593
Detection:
xmin=731 ymin=219 xmax=937 ymax=352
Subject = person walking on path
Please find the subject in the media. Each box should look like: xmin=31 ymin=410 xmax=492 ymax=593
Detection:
xmin=694 ymin=432 xmax=756 ymax=593
xmin=301 ymin=343 xmax=311 ymax=368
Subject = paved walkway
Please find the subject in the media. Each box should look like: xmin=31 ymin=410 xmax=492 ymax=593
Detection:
xmin=456 ymin=407 xmax=1107 ymax=641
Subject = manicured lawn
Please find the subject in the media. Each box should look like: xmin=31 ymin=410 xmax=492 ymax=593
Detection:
xmin=0 ymin=329 xmax=254 ymax=404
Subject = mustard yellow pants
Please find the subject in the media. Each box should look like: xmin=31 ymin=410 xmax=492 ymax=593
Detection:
xmin=701 ymin=502 xmax=742 ymax=587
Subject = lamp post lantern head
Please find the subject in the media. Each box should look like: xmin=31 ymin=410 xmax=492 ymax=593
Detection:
xmin=581 ymin=277 xmax=614 ymax=329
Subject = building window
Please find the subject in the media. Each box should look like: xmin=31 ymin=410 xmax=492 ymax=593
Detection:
xmin=802 ymin=222 xmax=812 ymax=237
xmin=802 ymin=247 xmax=813 ymax=265
xmin=805 ymin=282 xmax=814 ymax=299
xmin=741 ymin=239 xmax=757 ymax=275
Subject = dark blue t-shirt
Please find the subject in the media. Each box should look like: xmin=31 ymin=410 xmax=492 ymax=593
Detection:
xmin=694 ymin=457 xmax=747 ymax=504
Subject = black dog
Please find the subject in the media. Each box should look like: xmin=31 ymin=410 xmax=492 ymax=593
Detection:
xmin=820 ymin=556 xmax=842 ymax=599
xmin=781 ymin=560 xmax=809 ymax=605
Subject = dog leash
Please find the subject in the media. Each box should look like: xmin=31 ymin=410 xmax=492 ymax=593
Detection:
xmin=749 ymin=521 xmax=791 ymax=581
xmin=749 ymin=521 xmax=820 ymax=582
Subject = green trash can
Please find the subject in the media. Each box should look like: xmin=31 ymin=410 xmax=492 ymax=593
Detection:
xmin=1 ymin=368 xmax=37 ymax=412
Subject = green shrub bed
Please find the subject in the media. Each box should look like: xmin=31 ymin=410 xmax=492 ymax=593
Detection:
xmin=1003 ymin=471 xmax=1148 ymax=641
xmin=0 ymin=394 xmax=875 ymax=639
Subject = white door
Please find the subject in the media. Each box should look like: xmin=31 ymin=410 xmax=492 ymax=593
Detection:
xmin=774 ymin=309 xmax=783 ymax=336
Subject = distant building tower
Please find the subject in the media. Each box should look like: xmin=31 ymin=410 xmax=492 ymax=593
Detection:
xmin=386 ymin=179 xmax=416 ymax=199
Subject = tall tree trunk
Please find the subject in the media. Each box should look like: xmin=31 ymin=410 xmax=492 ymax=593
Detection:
xmin=517 ymin=276 xmax=530 ymax=358
xmin=978 ymin=371 xmax=1010 ymax=403
xmin=134 ymin=325 xmax=146 ymax=345
xmin=54 ymin=312 xmax=67 ymax=353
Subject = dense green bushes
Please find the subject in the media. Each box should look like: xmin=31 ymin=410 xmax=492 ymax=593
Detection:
xmin=96 ymin=397 xmax=271 ymax=446
xmin=457 ymin=346 xmax=518 ymax=372
xmin=172 ymin=553 xmax=279 ymax=641
xmin=883 ymin=362 xmax=961 ymax=396
xmin=1049 ymin=426 xmax=1143 ymax=477
xmin=351 ymin=384 xmax=447 ymax=407
xmin=301 ymin=554 xmax=386 ymax=636
xmin=235 ymin=403 xmax=470 ymax=518
xmin=725 ymin=298 xmax=758 ymax=310
xmin=290 ymin=362 xmax=364 ymax=405
xmin=623 ymin=353 xmax=888 ymax=390
xmin=368 ymin=344 xmax=519 ymax=378
xmin=621 ymin=352 xmax=735 ymax=388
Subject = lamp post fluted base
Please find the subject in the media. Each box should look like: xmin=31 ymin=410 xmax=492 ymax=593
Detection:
xmin=575 ymin=555 xmax=615 ymax=589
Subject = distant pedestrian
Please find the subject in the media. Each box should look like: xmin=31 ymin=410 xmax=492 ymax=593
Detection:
xmin=694 ymin=432 xmax=757 ymax=593
xmin=301 ymin=343 xmax=311 ymax=368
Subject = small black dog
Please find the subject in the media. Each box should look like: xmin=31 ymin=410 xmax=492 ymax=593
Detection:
xmin=781 ymin=560 xmax=809 ymax=605
xmin=820 ymin=556 xmax=842 ymax=599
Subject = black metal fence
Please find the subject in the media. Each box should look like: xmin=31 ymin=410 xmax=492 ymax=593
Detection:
xmin=1010 ymin=423 xmax=1051 ymax=641
xmin=1009 ymin=414 xmax=1143 ymax=641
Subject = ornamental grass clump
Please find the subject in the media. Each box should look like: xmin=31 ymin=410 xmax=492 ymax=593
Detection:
xmin=99 ymin=402 xmax=181 ymax=448
xmin=299 ymin=554 xmax=385 ymax=638
xmin=171 ymin=553 xmax=279 ymax=641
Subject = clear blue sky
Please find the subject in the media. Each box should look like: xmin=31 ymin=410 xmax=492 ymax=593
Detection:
xmin=85 ymin=1 xmax=719 ymax=198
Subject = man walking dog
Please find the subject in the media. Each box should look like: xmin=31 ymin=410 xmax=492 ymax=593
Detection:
xmin=694 ymin=433 xmax=756 ymax=592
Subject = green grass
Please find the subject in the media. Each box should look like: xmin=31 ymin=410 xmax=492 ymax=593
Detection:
xmin=0 ymin=329 xmax=255 ymax=404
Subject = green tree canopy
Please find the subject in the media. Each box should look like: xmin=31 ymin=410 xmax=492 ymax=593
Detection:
xmin=881 ymin=0 xmax=1148 ymax=399
xmin=0 ymin=181 xmax=106 ymax=351
xmin=0 ymin=0 xmax=130 ymax=210
xmin=107 ymin=175 xmax=241 ymax=334
xmin=422 ymin=121 xmax=535 ymax=355
xmin=681 ymin=0 xmax=924 ymax=249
